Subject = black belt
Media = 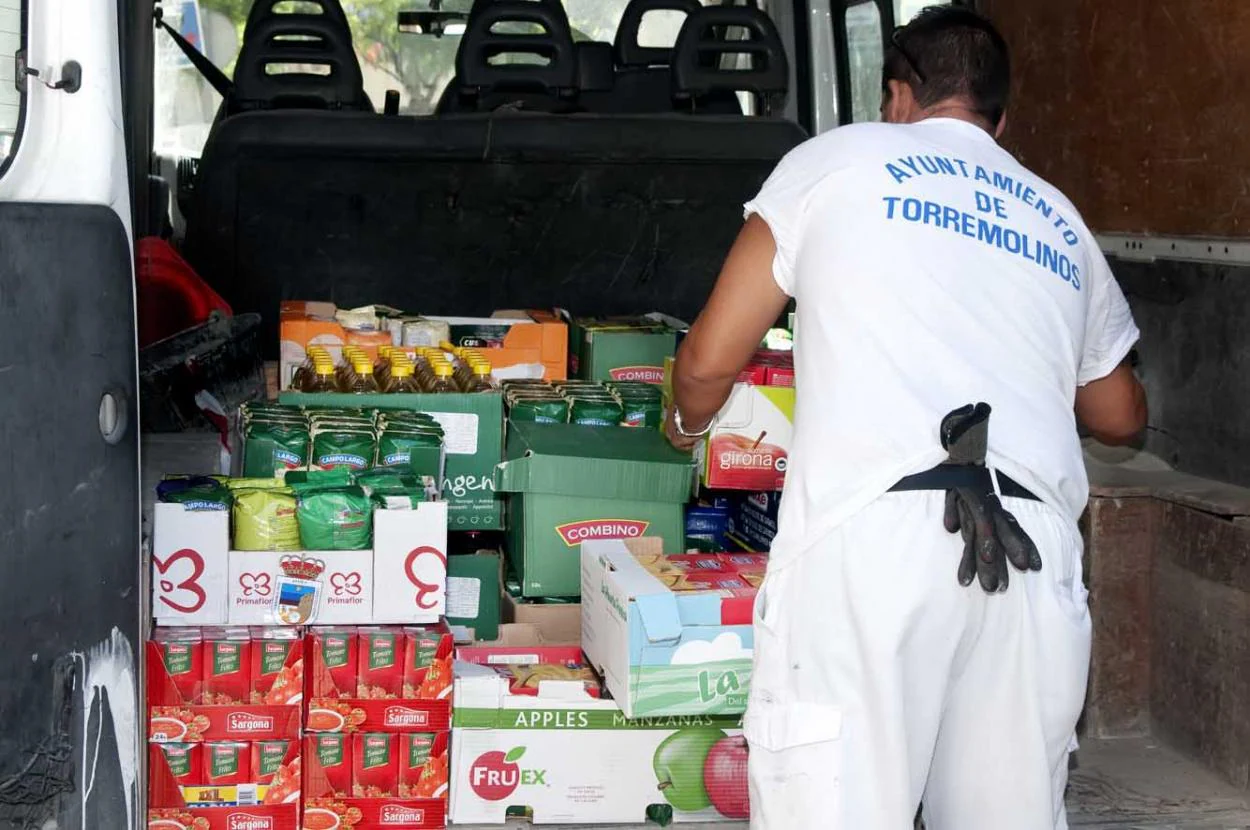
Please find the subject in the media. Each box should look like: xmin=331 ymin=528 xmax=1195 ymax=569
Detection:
xmin=890 ymin=463 xmax=1040 ymax=501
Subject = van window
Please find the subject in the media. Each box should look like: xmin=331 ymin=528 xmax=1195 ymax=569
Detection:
xmin=842 ymin=0 xmax=953 ymax=123
xmin=0 ymin=0 xmax=23 ymax=165
xmin=155 ymin=0 xmax=788 ymax=158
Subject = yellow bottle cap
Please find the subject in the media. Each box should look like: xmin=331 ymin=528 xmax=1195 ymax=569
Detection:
xmin=434 ymin=362 xmax=454 ymax=378
xmin=392 ymin=363 xmax=413 ymax=378
xmin=472 ymin=363 xmax=492 ymax=376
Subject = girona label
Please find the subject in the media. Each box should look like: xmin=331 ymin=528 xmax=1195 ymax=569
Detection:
xmin=226 ymin=813 xmax=274 ymax=830
xmin=227 ymin=712 xmax=275 ymax=733
xmin=555 ymin=519 xmax=649 ymax=547
xmin=608 ymin=366 xmax=664 ymax=384
xmin=380 ymin=805 xmax=426 ymax=824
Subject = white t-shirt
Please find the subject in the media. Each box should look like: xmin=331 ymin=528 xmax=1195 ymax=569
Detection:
xmin=746 ymin=117 xmax=1139 ymax=568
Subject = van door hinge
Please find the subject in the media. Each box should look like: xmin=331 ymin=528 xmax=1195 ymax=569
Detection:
xmin=15 ymin=52 xmax=82 ymax=95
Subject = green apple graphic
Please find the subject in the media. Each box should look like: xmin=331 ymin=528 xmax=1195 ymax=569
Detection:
xmin=653 ymin=728 xmax=727 ymax=812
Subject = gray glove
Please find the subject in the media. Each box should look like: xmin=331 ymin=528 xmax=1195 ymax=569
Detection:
xmin=940 ymin=403 xmax=1042 ymax=593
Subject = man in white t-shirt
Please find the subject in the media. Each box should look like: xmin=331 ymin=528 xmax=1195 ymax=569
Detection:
xmin=665 ymin=7 xmax=1147 ymax=830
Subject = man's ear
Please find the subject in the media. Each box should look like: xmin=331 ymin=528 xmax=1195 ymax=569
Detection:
xmin=994 ymin=111 xmax=1008 ymax=139
xmin=883 ymin=79 xmax=914 ymax=124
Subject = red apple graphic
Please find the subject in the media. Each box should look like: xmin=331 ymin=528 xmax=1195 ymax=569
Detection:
xmin=704 ymin=735 xmax=750 ymax=818
xmin=469 ymin=747 xmax=524 ymax=801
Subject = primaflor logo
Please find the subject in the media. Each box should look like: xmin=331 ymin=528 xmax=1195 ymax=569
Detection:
xmin=555 ymin=519 xmax=649 ymax=547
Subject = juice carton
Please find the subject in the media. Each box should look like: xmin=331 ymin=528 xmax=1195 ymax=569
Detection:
xmin=309 ymin=733 xmax=352 ymax=797
xmin=250 ymin=628 xmax=302 ymax=706
xmin=202 ymin=627 xmax=251 ymax=705
xmin=156 ymin=742 xmax=202 ymax=787
xmin=204 ymin=741 xmax=251 ymax=787
xmin=152 ymin=628 xmax=204 ymax=704
xmin=353 ymin=732 xmax=399 ymax=797
xmin=398 ymin=732 xmax=449 ymax=799
xmin=401 ymin=626 xmax=441 ymax=698
xmin=313 ymin=627 xmax=358 ymax=698
xmin=357 ymin=628 xmax=403 ymax=699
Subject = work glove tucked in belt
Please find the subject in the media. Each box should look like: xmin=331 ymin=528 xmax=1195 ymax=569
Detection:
xmin=940 ymin=403 xmax=1042 ymax=593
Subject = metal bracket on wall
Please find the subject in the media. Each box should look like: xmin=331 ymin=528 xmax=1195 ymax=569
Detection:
xmin=1097 ymin=233 xmax=1250 ymax=266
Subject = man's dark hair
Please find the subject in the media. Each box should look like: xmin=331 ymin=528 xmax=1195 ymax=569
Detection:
xmin=883 ymin=6 xmax=1011 ymax=125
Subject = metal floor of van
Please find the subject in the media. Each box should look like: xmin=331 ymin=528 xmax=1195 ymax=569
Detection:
xmin=458 ymin=738 xmax=1250 ymax=829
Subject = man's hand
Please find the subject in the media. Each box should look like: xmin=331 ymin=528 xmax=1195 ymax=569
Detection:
xmin=667 ymin=215 xmax=791 ymax=453
xmin=663 ymin=407 xmax=705 ymax=453
xmin=1075 ymin=361 xmax=1147 ymax=446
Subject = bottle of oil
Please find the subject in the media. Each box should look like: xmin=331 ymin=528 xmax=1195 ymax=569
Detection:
xmin=386 ymin=359 xmax=423 ymax=393
xmin=347 ymin=356 xmax=380 ymax=394
xmin=304 ymin=359 xmax=339 ymax=393
xmin=375 ymin=346 xmax=394 ymax=389
xmin=428 ymin=360 xmax=458 ymax=393
xmin=466 ymin=360 xmax=496 ymax=392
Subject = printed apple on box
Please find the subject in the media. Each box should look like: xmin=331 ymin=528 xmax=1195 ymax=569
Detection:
xmin=450 ymin=641 xmax=749 ymax=824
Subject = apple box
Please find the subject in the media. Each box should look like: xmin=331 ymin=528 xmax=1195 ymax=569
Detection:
xmin=152 ymin=502 xmax=447 ymax=627
xmin=449 ymin=642 xmax=749 ymax=825
xmin=580 ymin=538 xmax=755 ymax=719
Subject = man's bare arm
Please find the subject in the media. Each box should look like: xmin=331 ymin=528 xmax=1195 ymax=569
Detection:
xmin=1075 ymin=361 xmax=1148 ymax=446
xmin=667 ymin=216 xmax=791 ymax=450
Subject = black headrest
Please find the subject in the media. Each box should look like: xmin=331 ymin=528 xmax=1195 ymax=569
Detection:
xmin=456 ymin=1 xmax=578 ymax=96
xmin=576 ymin=42 xmax=615 ymax=92
xmin=671 ymin=6 xmax=789 ymax=114
xmin=615 ymin=0 xmax=701 ymax=68
xmin=244 ymin=0 xmax=352 ymax=36
xmin=232 ymin=1 xmax=366 ymax=111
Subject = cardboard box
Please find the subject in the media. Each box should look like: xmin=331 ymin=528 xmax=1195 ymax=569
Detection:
xmin=305 ymin=625 xmax=453 ymax=735
xmin=147 ymin=641 xmax=303 ymax=744
xmin=148 ymin=739 xmax=302 ymax=811
xmin=447 ymin=551 xmax=502 ymax=643
xmin=302 ymin=730 xmax=450 ymax=829
xmin=495 ymin=422 xmax=693 ymax=598
xmin=725 ymin=491 xmax=780 ymax=552
xmin=581 ymin=538 xmax=755 ymax=719
xmin=152 ymin=502 xmax=448 ymax=627
xmin=501 ymin=592 xmax=580 ymax=645
xmin=280 ymin=302 xmax=567 ymax=389
xmin=280 ymin=391 xmax=504 ymax=529
xmin=569 ymin=314 xmax=685 ymax=384
xmin=449 ymin=640 xmax=749 ymax=824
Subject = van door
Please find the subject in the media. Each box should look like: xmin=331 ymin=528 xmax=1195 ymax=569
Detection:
xmin=0 ymin=1 xmax=141 ymax=828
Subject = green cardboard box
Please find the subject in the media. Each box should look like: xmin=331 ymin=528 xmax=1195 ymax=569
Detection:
xmin=280 ymin=390 xmax=504 ymax=529
xmin=496 ymin=421 xmax=693 ymax=598
xmin=446 ymin=550 xmax=502 ymax=642
xmin=569 ymin=315 xmax=685 ymax=384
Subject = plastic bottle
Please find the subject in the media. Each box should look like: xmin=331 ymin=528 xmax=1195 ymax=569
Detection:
xmin=467 ymin=360 xmax=496 ymax=392
xmin=348 ymin=357 xmax=380 ymax=394
xmin=375 ymin=346 xmax=394 ymax=389
xmin=304 ymin=360 xmax=339 ymax=393
xmin=386 ymin=360 xmax=423 ymax=393
xmin=428 ymin=361 xmax=458 ymax=393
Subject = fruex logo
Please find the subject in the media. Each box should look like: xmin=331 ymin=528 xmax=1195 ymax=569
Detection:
xmin=555 ymin=519 xmax=649 ymax=547
xmin=226 ymin=813 xmax=274 ymax=830
xmin=469 ymin=747 xmax=546 ymax=801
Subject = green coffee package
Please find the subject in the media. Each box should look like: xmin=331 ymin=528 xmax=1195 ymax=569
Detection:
xmin=232 ymin=488 xmax=301 ymax=551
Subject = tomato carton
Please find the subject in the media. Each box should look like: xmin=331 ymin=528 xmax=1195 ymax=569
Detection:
xmin=204 ymin=742 xmax=251 ymax=787
xmin=357 ymin=628 xmax=404 ymax=699
xmin=147 ymin=640 xmax=302 ymax=744
xmin=153 ymin=628 xmax=204 ymax=704
xmin=156 ymin=743 xmax=202 ymax=787
xmin=305 ymin=623 xmax=453 ymax=734
xmin=148 ymin=741 xmax=300 ymax=828
xmin=398 ymin=733 xmax=450 ymax=799
xmin=311 ymin=627 xmax=358 ymax=700
xmin=353 ymin=733 xmax=399 ymax=797
xmin=307 ymin=733 xmax=353 ymax=797
xmin=251 ymin=628 xmax=304 ymax=706
xmin=203 ymin=628 xmax=252 ymax=705
xmin=581 ymin=537 xmax=755 ymax=719
xmin=450 ymin=638 xmax=748 ymax=825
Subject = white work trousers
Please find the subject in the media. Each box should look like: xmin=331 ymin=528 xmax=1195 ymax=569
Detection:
xmin=745 ymin=490 xmax=1091 ymax=830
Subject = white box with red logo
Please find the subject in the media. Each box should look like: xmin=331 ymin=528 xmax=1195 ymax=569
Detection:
xmin=153 ymin=502 xmax=447 ymax=626
xmin=449 ymin=637 xmax=749 ymax=825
